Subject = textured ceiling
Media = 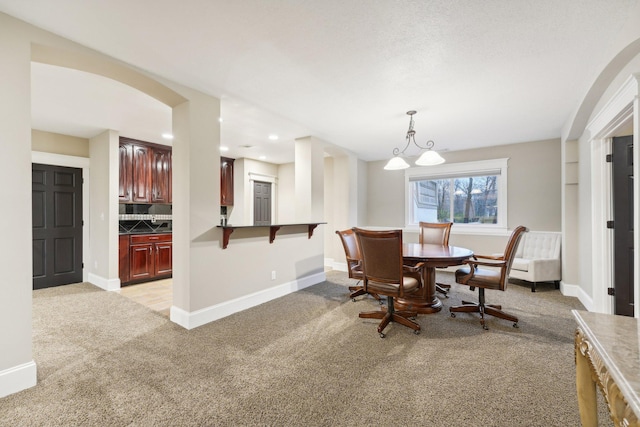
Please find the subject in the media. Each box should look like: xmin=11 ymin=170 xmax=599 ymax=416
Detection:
xmin=2 ymin=0 xmax=639 ymax=163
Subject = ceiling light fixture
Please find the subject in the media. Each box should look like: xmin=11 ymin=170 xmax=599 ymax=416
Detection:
xmin=268 ymin=134 xmax=278 ymax=141
xmin=384 ymin=110 xmax=445 ymax=170
xmin=220 ymin=146 xmax=229 ymax=152
xmin=162 ymin=133 xmax=174 ymax=140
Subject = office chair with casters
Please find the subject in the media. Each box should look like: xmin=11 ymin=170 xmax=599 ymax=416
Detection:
xmin=449 ymin=225 xmax=527 ymax=330
xmin=335 ymin=229 xmax=382 ymax=304
xmin=353 ymin=228 xmax=423 ymax=338
xmin=419 ymin=222 xmax=453 ymax=297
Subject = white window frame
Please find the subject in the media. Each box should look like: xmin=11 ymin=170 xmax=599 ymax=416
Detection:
xmin=405 ymin=158 xmax=509 ymax=235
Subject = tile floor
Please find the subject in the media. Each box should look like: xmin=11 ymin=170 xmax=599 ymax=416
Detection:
xmin=117 ymin=278 xmax=172 ymax=317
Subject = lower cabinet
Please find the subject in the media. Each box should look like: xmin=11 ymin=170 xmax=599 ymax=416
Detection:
xmin=119 ymin=235 xmax=130 ymax=283
xmin=120 ymin=233 xmax=172 ymax=285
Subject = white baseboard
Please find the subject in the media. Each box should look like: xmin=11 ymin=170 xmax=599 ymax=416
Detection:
xmin=559 ymin=281 xmax=594 ymax=311
xmin=331 ymin=261 xmax=348 ymax=272
xmin=170 ymin=271 xmax=327 ymax=330
xmin=88 ymin=273 xmax=121 ymax=291
xmin=0 ymin=361 xmax=37 ymax=398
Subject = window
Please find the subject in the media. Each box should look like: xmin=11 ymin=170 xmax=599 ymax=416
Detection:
xmin=405 ymin=158 xmax=508 ymax=231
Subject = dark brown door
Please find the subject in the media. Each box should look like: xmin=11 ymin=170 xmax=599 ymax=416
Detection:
xmin=32 ymin=164 xmax=83 ymax=289
xmin=612 ymin=135 xmax=634 ymax=316
xmin=253 ymin=181 xmax=272 ymax=226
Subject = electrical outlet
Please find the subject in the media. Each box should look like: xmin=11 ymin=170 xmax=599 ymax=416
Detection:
xmin=271 ymin=270 xmax=276 ymax=280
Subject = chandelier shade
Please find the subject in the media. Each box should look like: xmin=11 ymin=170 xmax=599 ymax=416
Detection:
xmin=415 ymin=149 xmax=445 ymax=166
xmin=383 ymin=156 xmax=410 ymax=170
xmin=384 ymin=110 xmax=445 ymax=170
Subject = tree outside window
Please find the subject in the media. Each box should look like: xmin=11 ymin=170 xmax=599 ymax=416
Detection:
xmin=411 ymin=175 xmax=498 ymax=224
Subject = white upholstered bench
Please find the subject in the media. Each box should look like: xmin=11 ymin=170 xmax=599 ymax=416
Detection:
xmin=509 ymin=231 xmax=561 ymax=292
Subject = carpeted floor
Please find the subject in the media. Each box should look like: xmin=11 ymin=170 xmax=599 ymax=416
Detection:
xmin=0 ymin=271 xmax=612 ymax=426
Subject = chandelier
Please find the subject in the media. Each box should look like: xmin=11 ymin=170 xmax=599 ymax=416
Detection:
xmin=384 ymin=110 xmax=445 ymax=170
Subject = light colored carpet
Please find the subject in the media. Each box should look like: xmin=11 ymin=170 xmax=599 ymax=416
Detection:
xmin=0 ymin=271 xmax=612 ymax=426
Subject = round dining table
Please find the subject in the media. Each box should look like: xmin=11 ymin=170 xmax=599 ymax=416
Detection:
xmin=396 ymin=243 xmax=474 ymax=314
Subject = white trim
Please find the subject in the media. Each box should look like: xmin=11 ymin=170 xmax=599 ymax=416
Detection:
xmin=0 ymin=361 xmax=37 ymax=398
xmin=587 ymin=74 xmax=638 ymax=139
xmin=88 ymin=273 xmax=121 ymax=291
xmin=403 ymin=225 xmax=513 ymax=237
xmin=170 ymin=271 xmax=326 ymax=329
xmin=330 ymin=260 xmax=348 ymax=272
xmin=248 ymin=172 xmax=278 ymax=225
xmin=584 ymin=73 xmax=639 ymax=316
xmin=561 ymin=281 xmax=595 ymax=312
xmin=31 ymin=151 xmax=90 ymax=169
xmin=404 ymin=158 xmax=509 ymax=230
xmin=31 ymin=151 xmax=91 ymax=282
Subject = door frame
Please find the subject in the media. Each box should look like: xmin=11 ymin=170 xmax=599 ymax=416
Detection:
xmin=588 ymin=74 xmax=639 ymax=316
xmin=32 ymin=151 xmax=90 ymax=282
xmin=248 ymin=172 xmax=277 ymax=225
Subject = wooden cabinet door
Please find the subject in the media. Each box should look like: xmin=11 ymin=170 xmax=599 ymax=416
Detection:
xmin=221 ymin=156 xmax=234 ymax=206
xmin=154 ymin=242 xmax=173 ymax=276
xmin=119 ymin=234 xmax=130 ymax=284
xmin=129 ymin=243 xmax=154 ymax=281
xmin=131 ymin=144 xmax=152 ymax=203
xmin=151 ymin=148 xmax=172 ymax=203
xmin=118 ymin=143 xmax=133 ymax=202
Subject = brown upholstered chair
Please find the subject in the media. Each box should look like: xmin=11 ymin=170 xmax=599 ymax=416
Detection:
xmin=335 ymin=229 xmax=381 ymax=303
xmin=419 ymin=222 xmax=453 ymax=297
xmin=353 ymin=228 xmax=423 ymax=337
xmin=449 ymin=225 xmax=527 ymax=330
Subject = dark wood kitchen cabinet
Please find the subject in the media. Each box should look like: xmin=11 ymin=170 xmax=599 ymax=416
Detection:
xmin=119 ymin=234 xmax=131 ymax=283
xmin=131 ymin=143 xmax=152 ymax=203
xmin=118 ymin=144 xmax=133 ymax=202
xmin=119 ymin=137 xmax=172 ymax=204
xmin=121 ymin=233 xmax=172 ymax=285
xmin=220 ymin=156 xmax=234 ymax=206
xmin=151 ymin=148 xmax=172 ymax=203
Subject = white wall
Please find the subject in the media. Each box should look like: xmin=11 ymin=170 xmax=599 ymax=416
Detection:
xmin=32 ymin=129 xmax=89 ymax=157
xmin=0 ymin=12 xmax=327 ymax=397
xmin=366 ymin=138 xmax=562 ymax=255
xmin=88 ymin=130 xmax=120 ymax=290
xmin=0 ymin=12 xmax=37 ymax=397
xmin=277 ymin=163 xmax=295 ymax=223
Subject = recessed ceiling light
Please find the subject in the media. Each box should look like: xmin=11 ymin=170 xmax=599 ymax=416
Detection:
xmin=220 ymin=146 xmax=229 ymax=152
xmin=162 ymin=133 xmax=174 ymax=140
xmin=268 ymin=134 xmax=278 ymax=140
xmin=259 ymin=155 xmax=266 ymax=160
xmin=218 ymin=117 xmax=224 ymax=123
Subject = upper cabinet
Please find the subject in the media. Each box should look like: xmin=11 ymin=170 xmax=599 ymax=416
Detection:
xmin=118 ymin=143 xmax=133 ymax=202
xmin=151 ymin=147 xmax=172 ymax=203
xmin=220 ymin=156 xmax=234 ymax=206
xmin=119 ymin=137 xmax=172 ymax=204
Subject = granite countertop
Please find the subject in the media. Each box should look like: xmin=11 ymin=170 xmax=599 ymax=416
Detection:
xmin=119 ymin=229 xmax=172 ymax=235
xmin=572 ymin=309 xmax=640 ymax=418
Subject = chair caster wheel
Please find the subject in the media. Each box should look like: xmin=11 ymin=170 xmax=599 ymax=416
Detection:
xmin=379 ymin=332 xmax=385 ymax=338
xmin=378 ymin=300 xmax=384 ymax=305
xmin=482 ymin=324 xmax=489 ymax=330
xmin=414 ymin=330 xmax=420 ymax=335
xmin=513 ymin=323 xmax=519 ymax=328
xmin=352 ymin=298 xmax=356 ymax=303
xmin=450 ymin=313 xmax=456 ymax=318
